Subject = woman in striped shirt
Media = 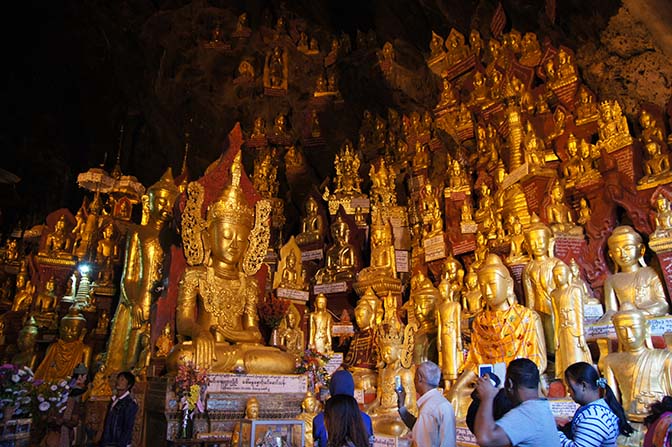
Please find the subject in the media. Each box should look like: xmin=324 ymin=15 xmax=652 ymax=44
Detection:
xmin=558 ymin=362 xmax=634 ymax=447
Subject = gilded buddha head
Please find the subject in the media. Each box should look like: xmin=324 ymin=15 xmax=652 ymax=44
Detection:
xmin=355 ymin=299 xmax=375 ymax=331
xmin=302 ymin=391 xmax=320 ymax=414
xmin=59 ymin=306 xmax=87 ymax=343
xmin=566 ymin=133 xmax=578 ymax=157
xmin=612 ymin=303 xmax=647 ymax=352
xmin=17 ymin=317 xmax=39 ymax=351
xmin=245 ymin=397 xmax=260 ymax=419
xmin=607 ymin=226 xmax=645 ymax=272
xmin=524 ymin=215 xmax=552 ymax=259
xmin=206 ymin=152 xmax=254 ymax=270
xmin=552 ymin=262 xmax=571 ymax=288
xmin=478 ymin=254 xmax=514 ymax=310
xmin=147 ymin=168 xmax=180 ymax=224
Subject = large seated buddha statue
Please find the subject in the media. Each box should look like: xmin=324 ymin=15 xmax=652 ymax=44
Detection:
xmin=167 ymin=151 xmax=295 ymax=374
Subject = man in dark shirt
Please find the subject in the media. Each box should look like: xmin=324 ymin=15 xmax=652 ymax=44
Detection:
xmin=101 ymin=371 xmax=138 ymax=447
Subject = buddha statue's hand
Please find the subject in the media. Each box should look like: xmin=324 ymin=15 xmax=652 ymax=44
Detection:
xmin=131 ymin=307 xmax=147 ymax=329
xmin=216 ymin=326 xmax=263 ymax=344
xmin=194 ymin=328 xmax=217 ymax=369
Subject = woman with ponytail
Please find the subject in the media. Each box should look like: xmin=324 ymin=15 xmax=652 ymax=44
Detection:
xmin=558 ymin=361 xmax=634 ymax=447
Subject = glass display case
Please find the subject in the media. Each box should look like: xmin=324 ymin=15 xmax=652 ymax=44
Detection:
xmin=235 ymin=419 xmax=304 ymax=447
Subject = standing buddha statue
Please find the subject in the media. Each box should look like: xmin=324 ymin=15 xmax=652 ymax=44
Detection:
xmin=169 ymin=148 xmax=295 ymax=374
xmin=106 ymin=168 xmax=179 ymax=373
xmin=603 ymin=226 xmax=669 ymax=317
xmin=308 ymin=294 xmax=333 ymax=355
xmin=409 ymin=272 xmax=439 ymax=365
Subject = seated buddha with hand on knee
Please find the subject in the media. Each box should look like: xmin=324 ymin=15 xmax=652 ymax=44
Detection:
xmin=167 ymin=151 xmax=295 ymax=374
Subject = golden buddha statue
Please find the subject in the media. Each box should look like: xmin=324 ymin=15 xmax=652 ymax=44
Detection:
xmin=577 ymin=198 xmax=592 ymax=226
xmin=264 ymin=46 xmax=288 ymax=90
xmin=429 ymin=31 xmax=445 ymax=60
xmin=357 ymin=210 xmax=395 ymax=282
xmin=275 ymin=238 xmax=306 ymax=290
xmin=447 ymin=159 xmax=469 ymax=191
xmin=296 ymin=197 xmax=325 ymax=246
xmin=369 ymin=158 xmax=397 ymax=208
xmin=237 ymin=60 xmax=254 ymax=79
xmin=412 ymin=141 xmax=430 ymax=172
xmin=308 ymin=294 xmax=333 ymax=355
xmin=575 ymin=86 xmax=599 ymax=126
xmin=296 ymin=392 xmax=320 ymax=447
xmin=40 ymin=215 xmax=73 ymax=258
xmin=507 ymin=216 xmax=529 ymax=264
xmin=371 ymin=302 xmax=416 ymax=436
xmin=461 ymin=269 xmax=483 ymax=316
xmin=603 ymin=226 xmax=669 ymax=317
xmin=437 ymin=282 xmax=462 ymax=388
xmin=438 ymin=256 xmax=464 ymax=303
xmin=35 ymin=276 xmax=57 ymax=314
xmin=599 ymin=304 xmax=672 ymax=422
xmin=168 ymin=151 xmax=295 ymax=374
xmin=639 ymin=140 xmax=672 ymax=186
xmin=492 ymin=163 xmax=531 ymax=227
xmin=523 ymin=216 xmax=563 ymax=356
xmin=279 ymin=304 xmax=304 ymax=359
xmin=332 ymin=139 xmax=363 ymax=197
xmin=552 ymin=48 xmax=578 ymax=87
xmin=154 ymin=322 xmax=173 ymax=358
xmin=11 ymin=262 xmax=35 ymax=312
xmin=519 ymin=32 xmax=541 ymax=66
xmin=472 ymin=231 xmax=489 ymax=270
xmin=251 ymin=116 xmax=266 ymax=139
xmin=445 ymin=29 xmax=469 ymax=66
xmin=460 ymin=200 xmax=475 ymax=228
xmin=35 ymin=306 xmax=92 ymax=380
xmin=597 ymin=100 xmax=633 ymax=153
xmin=345 ymin=294 xmax=380 ymax=392
xmin=315 ymin=215 xmax=358 ymax=284
xmin=469 ymin=29 xmax=484 ymax=57
xmin=569 ymin=259 xmax=600 ymax=305
xmin=469 ymin=71 xmax=489 ymax=107
xmin=639 ymin=109 xmax=665 ymax=145
xmin=650 ymin=193 xmax=672 ymax=243
xmin=95 ymin=223 xmax=118 ymax=286
xmin=550 ymin=262 xmax=592 ymax=379
xmin=447 ymin=254 xmax=546 ymax=416
xmin=95 ymin=309 xmax=110 ymax=334
xmin=474 ymin=183 xmax=495 ymax=230
xmin=437 ymin=77 xmax=458 ymax=110
xmin=545 ymin=179 xmax=583 ymax=236
xmin=579 ymin=138 xmax=602 ymax=183
xmin=106 ymin=168 xmax=179 ymax=373
xmin=12 ymin=317 xmax=38 ymax=370
xmin=561 ymin=133 xmax=583 ymax=187
xmin=3 ymin=238 xmax=19 ymax=263
xmin=409 ymin=272 xmax=439 ymax=365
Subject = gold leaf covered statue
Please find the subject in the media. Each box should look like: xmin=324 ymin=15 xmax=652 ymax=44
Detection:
xmin=575 ymin=86 xmax=599 ymax=126
xmin=409 ymin=272 xmax=439 ymax=366
xmin=345 ymin=290 xmax=381 ymax=392
xmin=279 ymin=304 xmax=305 ymax=359
xmin=357 ymin=209 xmax=395 ymax=282
xmin=523 ymin=216 xmax=563 ymax=357
xmin=444 ymin=29 xmax=469 ymax=66
xmin=11 ymin=261 xmax=35 ymax=312
xmin=296 ymin=392 xmax=321 ymax=447
xmin=603 ymin=226 xmax=669 ymax=317
xmin=168 ymin=149 xmax=295 ymax=374
xmin=638 ymin=139 xmax=672 ymax=187
xmin=545 ymin=179 xmax=583 ymax=236
xmin=461 ymin=269 xmax=483 ymax=317
xmin=447 ymin=254 xmax=546 ymax=416
xmin=35 ymin=306 xmax=92 ymax=381
xmin=437 ymin=269 xmax=462 ymax=388
xmin=35 ymin=276 xmax=57 ymax=314
xmin=295 ymin=196 xmax=325 ymax=246
xmin=550 ymin=262 xmax=592 ymax=379
xmin=650 ymin=193 xmax=672 ymax=249
xmin=599 ymin=304 xmax=672 ymax=422
xmin=597 ymin=100 xmax=633 ymax=153
xmin=39 ymin=215 xmax=74 ymax=258
xmin=154 ymin=322 xmax=173 ymax=358
xmin=308 ymin=294 xmax=333 ymax=355
xmin=314 ymin=215 xmax=358 ymax=284
xmin=274 ymin=237 xmax=307 ymax=290
xmin=106 ymin=168 xmax=179 ymax=373
xmin=12 ymin=317 xmax=39 ymax=370
xmin=263 ymin=46 xmax=288 ymax=91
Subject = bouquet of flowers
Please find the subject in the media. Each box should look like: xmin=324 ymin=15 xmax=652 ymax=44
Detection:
xmin=32 ymin=379 xmax=70 ymax=415
xmin=0 ymin=364 xmax=34 ymax=419
xmin=174 ymin=360 xmax=209 ymax=413
xmin=257 ymin=295 xmax=290 ymax=329
xmin=296 ymin=348 xmax=330 ymax=392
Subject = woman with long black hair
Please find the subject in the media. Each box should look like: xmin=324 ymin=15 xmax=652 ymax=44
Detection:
xmin=643 ymin=396 xmax=672 ymax=447
xmin=558 ymin=362 xmax=634 ymax=447
xmin=324 ymin=395 xmax=370 ymax=447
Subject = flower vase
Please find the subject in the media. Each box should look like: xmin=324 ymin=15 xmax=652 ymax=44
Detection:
xmin=269 ymin=327 xmax=281 ymax=347
xmin=177 ymin=408 xmax=194 ymax=439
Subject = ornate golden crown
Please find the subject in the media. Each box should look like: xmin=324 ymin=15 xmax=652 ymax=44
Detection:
xmin=206 ymin=151 xmax=254 ymax=228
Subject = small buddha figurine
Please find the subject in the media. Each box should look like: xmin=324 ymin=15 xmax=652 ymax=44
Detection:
xmin=345 ymin=294 xmax=380 ymax=391
xmin=95 ymin=223 xmax=118 ymax=286
xmin=524 ymin=122 xmax=547 ymax=173
xmin=107 ymin=168 xmax=179 ymax=373
xmin=599 ymin=304 xmax=672 ymax=422
xmin=469 ymin=29 xmax=484 ymax=57
xmin=412 ymin=141 xmax=429 ymax=172
xmin=167 ymin=148 xmax=295 ymax=375
xmin=562 ymin=133 xmax=584 ymax=187
xmin=437 ymin=279 xmax=462 ymax=388
xmin=297 ymin=32 xmax=310 ymax=53
xmin=357 ymin=210 xmax=395 ymax=282
xmin=409 ymin=272 xmax=439 ymax=366
xmin=447 ymin=254 xmax=546 ymax=416
xmin=569 ymin=259 xmax=600 ymax=305
xmin=3 ymin=239 xmax=19 ymax=263
xmin=279 ymin=304 xmax=304 ymax=359
xmin=12 ymin=317 xmax=39 ymax=370
xmin=35 ymin=276 xmax=57 ymax=313
xmin=251 ymin=116 xmax=266 ymax=139
xmin=438 ymin=256 xmax=464 ymax=303
xmin=429 ymin=31 xmax=445 ymax=60
xmin=575 ymin=86 xmax=599 ymax=126
xmin=604 ymin=226 xmax=670 ymax=317
xmin=35 ymin=306 xmax=92 ymax=380
xmin=461 ymin=269 xmax=483 ymax=316
xmin=332 ymin=139 xmax=363 ymax=197
xmin=95 ymin=309 xmax=110 ymax=334
xmin=550 ymin=262 xmax=592 ymax=379
xmin=314 ymin=215 xmax=358 ymax=284
xmin=639 ymin=109 xmax=665 ymax=145
xmin=597 ymin=100 xmax=633 ymax=152
xmin=460 ymin=200 xmax=475 ymax=227
xmin=577 ymin=198 xmax=592 ymax=226
xmin=507 ymin=216 xmax=529 ymax=264
xmin=639 ymin=140 xmax=672 ymax=186
xmin=271 ymin=113 xmax=290 ymax=141
xmin=650 ymin=193 xmax=672 ymax=242
xmin=154 ymin=322 xmax=173 ymax=358
xmin=11 ymin=263 xmax=35 ymax=312
xmin=472 ymin=231 xmax=489 ymax=270
xmin=233 ymin=13 xmax=251 ymax=36
xmin=523 ymin=216 xmax=563 ymax=356
xmin=447 ymin=159 xmax=469 ymax=191
xmin=445 ymin=29 xmax=469 ymax=66
xmin=275 ymin=239 xmax=307 ymax=290
xmin=237 ymin=60 xmax=254 ymax=80
xmin=546 ymin=107 xmax=567 ymax=143
xmin=40 ymin=215 xmax=73 ymax=257
xmin=579 ymin=138 xmax=601 ymax=182
xmin=545 ymin=179 xmax=583 ymax=236
xmin=469 ymin=71 xmax=489 ymax=107
xmin=233 ymin=397 xmax=260 ymax=446
xmin=264 ymin=46 xmax=288 ymax=90
xmin=296 ymin=197 xmax=325 ymax=246
xmin=474 ymin=183 xmax=495 ymax=228
xmin=369 ymin=158 xmax=397 ymax=208
xmin=436 ymin=77 xmax=458 ymax=110
xmin=296 ymin=392 xmax=321 ymax=447
xmin=519 ymin=32 xmax=541 ymax=66
xmin=309 ymin=294 xmax=333 ymax=355
xmin=553 ymin=48 xmax=578 ymax=86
